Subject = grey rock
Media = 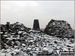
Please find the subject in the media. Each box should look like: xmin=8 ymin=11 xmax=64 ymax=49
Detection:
xmin=44 ymin=19 xmax=74 ymax=38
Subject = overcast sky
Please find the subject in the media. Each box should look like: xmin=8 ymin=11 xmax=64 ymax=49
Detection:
xmin=1 ymin=1 xmax=74 ymax=29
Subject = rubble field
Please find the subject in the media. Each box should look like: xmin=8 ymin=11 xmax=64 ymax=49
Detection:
xmin=0 ymin=21 xmax=75 ymax=56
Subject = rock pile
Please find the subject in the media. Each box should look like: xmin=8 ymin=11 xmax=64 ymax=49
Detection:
xmin=0 ymin=21 xmax=75 ymax=56
xmin=44 ymin=19 xmax=74 ymax=38
xmin=1 ymin=22 xmax=30 ymax=33
xmin=0 ymin=22 xmax=31 ymax=49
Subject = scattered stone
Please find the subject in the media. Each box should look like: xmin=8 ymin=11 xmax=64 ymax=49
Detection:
xmin=0 ymin=21 xmax=75 ymax=56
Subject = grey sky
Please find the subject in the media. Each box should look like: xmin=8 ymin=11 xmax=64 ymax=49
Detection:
xmin=1 ymin=1 xmax=74 ymax=29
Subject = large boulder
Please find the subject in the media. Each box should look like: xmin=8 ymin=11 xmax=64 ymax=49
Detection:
xmin=44 ymin=19 xmax=74 ymax=38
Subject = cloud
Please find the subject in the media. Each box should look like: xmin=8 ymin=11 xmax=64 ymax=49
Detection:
xmin=1 ymin=1 xmax=74 ymax=29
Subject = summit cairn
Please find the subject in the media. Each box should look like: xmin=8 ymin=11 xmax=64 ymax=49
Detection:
xmin=33 ymin=19 xmax=40 ymax=30
xmin=44 ymin=19 xmax=74 ymax=38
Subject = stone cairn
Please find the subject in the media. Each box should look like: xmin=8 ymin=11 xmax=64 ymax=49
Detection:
xmin=33 ymin=19 xmax=40 ymax=30
xmin=44 ymin=19 xmax=74 ymax=38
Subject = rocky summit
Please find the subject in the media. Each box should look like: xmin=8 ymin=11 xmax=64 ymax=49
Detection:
xmin=0 ymin=21 xmax=75 ymax=56
xmin=44 ymin=19 xmax=74 ymax=38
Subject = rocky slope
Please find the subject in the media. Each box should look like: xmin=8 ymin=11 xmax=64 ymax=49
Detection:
xmin=0 ymin=22 xmax=75 ymax=56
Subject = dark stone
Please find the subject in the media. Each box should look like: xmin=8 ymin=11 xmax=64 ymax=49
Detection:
xmin=44 ymin=19 xmax=74 ymax=38
xmin=6 ymin=22 xmax=10 ymax=30
xmin=33 ymin=19 xmax=40 ymax=30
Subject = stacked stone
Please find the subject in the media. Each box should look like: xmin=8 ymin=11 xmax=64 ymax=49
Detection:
xmin=44 ymin=19 xmax=74 ymax=38
xmin=33 ymin=19 xmax=40 ymax=30
xmin=0 ymin=22 xmax=31 ymax=49
xmin=0 ymin=21 xmax=75 ymax=56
